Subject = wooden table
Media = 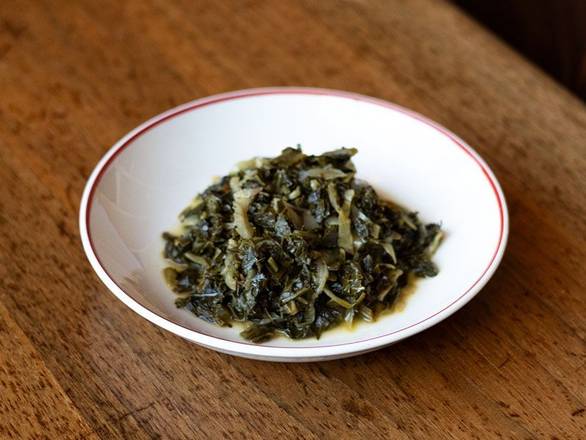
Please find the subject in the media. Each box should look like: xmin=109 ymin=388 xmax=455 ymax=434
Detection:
xmin=0 ymin=1 xmax=584 ymax=438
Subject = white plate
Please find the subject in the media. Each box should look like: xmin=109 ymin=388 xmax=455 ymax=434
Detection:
xmin=79 ymin=87 xmax=508 ymax=362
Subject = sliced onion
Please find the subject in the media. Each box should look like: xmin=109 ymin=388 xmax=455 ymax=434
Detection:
xmin=323 ymin=287 xmax=353 ymax=309
xmin=184 ymin=252 xmax=210 ymax=267
xmin=337 ymin=189 xmax=355 ymax=253
xmin=300 ymin=166 xmax=347 ymax=180
xmin=314 ymin=259 xmax=329 ymax=294
xmin=232 ymin=187 xmax=261 ymax=239
xmin=327 ymin=183 xmax=341 ymax=213
xmin=427 ymin=230 xmax=444 ymax=256
xmin=221 ymin=239 xmax=238 ymax=290
xmin=381 ymin=242 xmax=397 ymax=264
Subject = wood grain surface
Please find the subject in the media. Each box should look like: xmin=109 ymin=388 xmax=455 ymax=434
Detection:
xmin=453 ymin=0 xmax=586 ymax=100
xmin=0 ymin=0 xmax=584 ymax=438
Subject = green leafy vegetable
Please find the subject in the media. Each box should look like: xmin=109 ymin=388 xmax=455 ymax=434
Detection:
xmin=162 ymin=147 xmax=442 ymax=342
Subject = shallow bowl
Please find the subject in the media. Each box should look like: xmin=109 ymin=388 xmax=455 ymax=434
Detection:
xmin=80 ymin=87 xmax=508 ymax=362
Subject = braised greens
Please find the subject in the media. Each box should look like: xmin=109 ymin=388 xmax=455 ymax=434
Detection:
xmin=162 ymin=147 xmax=442 ymax=342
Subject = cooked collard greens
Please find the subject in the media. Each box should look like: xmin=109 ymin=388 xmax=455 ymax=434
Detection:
xmin=162 ymin=147 xmax=442 ymax=342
